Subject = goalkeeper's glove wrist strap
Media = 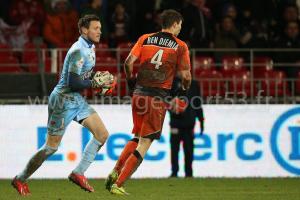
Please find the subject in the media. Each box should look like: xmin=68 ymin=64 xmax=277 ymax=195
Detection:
xmin=91 ymin=80 xmax=99 ymax=88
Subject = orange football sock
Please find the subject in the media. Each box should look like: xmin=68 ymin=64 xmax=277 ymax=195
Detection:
xmin=114 ymin=138 xmax=139 ymax=174
xmin=116 ymin=150 xmax=143 ymax=187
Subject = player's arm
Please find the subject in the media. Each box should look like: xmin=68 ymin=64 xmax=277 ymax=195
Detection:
xmin=177 ymin=43 xmax=192 ymax=90
xmin=124 ymin=54 xmax=138 ymax=80
xmin=67 ymin=50 xmax=112 ymax=92
xmin=68 ymin=73 xmax=92 ymax=92
xmin=178 ymin=70 xmax=191 ymax=90
xmin=67 ymin=49 xmax=92 ymax=92
xmin=124 ymin=54 xmax=138 ymax=90
xmin=124 ymin=35 xmax=144 ymax=91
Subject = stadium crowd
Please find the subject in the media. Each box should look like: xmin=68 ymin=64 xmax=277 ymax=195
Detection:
xmin=0 ymin=0 xmax=300 ymax=50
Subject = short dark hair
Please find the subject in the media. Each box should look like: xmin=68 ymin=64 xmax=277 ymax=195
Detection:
xmin=78 ymin=14 xmax=100 ymax=33
xmin=160 ymin=9 xmax=183 ymax=29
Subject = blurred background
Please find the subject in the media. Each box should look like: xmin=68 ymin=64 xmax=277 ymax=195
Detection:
xmin=1 ymin=0 xmax=300 ymax=103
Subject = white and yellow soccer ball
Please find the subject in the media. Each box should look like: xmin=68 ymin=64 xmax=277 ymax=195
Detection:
xmin=94 ymin=75 xmax=117 ymax=96
xmin=92 ymin=71 xmax=114 ymax=88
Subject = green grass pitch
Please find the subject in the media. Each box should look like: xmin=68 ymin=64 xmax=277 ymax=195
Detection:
xmin=1 ymin=178 xmax=300 ymax=200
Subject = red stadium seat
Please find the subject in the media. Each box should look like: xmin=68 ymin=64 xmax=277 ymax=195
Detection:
xmin=221 ymin=56 xmax=246 ymax=78
xmin=96 ymin=42 xmax=109 ymax=49
xmin=0 ymin=56 xmax=22 ymax=73
xmin=260 ymin=71 xmax=289 ymax=96
xmin=117 ymin=42 xmax=134 ymax=61
xmin=95 ymin=42 xmax=113 ymax=58
xmin=57 ymin=43 xmax=73 ymax=66
xmin=252 ymin=57 xmax=289 ymax=96
xmin=23 ymin=57 xmax=51 ymax=73
xmin=193 ymin=56 xmax=215 ymax=77
xmin=22 ymin=42 xmax=51 ymax=72
xmin=296 ymin=71 xmax=300 ymax=95
xmin=197 ymin=69 xmax=224 ymax=97
xmin=194 ymin=56 xmax=215 ymax=69
xmin=114 ymin=78 xmax=127 ymax=97
xmin=0 ymin=43 xmax=13 ymax=58
xmin=227 ymin=71 xmax=256 ymax=96
xmin=95 ymin=57 xmax=118 ymax=74
xmin=253 ymin=57 xmax=273 ymax=78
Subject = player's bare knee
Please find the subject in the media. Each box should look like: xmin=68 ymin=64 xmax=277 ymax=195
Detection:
xmin=99 ymin=132 xmax=108 ymax=144
xmin=94 ymin=129 xmax=109 ymax=144
xmin=46 ymin=134 xmax=62 ymax=149
xmin=43 ymin=145 xmax=58 ymax=156
xmin=139 ymin=137 xmax=152 ymax=146
xmin=136 ymin=138 xmax=152 ymax=157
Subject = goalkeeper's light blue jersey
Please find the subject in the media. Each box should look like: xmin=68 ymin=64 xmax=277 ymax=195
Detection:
xmin=53 ymin=36 xmax=96 ymax=96
xmin=47 ymin=36 xmax=96 ymax=135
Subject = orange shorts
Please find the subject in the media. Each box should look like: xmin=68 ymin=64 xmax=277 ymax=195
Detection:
xmin=131 ymin=95 xmax=167 ymax=139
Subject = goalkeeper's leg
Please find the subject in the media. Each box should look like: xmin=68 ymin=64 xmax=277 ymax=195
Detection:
xmin=16 ymin=135 xmax=61 ymax=182
xmin=71 ymin=112 xmax=108 ymax=192
xmin=13 ymin=134 xmax=61 ymax=195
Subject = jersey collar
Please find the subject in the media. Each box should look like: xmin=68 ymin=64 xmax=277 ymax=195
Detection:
xmin=79 ymin=36 xmax=94 ymax=48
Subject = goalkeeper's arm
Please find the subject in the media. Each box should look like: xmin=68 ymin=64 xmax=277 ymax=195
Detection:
xmin=68 ymin=71 xmax=114 ymax=92
xmin=68 ymin=72 xmax=92 ymax=92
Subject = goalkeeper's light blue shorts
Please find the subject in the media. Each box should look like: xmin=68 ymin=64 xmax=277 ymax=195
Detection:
xmin=47 ymin=91 xmax=96 ymax=136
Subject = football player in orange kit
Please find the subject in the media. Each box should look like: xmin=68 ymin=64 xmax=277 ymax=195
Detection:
xmin=106 ymin=9 xmax=192 ymax=195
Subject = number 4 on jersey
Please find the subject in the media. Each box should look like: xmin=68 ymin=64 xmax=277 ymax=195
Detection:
xmin=150 ymin=49 xmax=164 ymax=69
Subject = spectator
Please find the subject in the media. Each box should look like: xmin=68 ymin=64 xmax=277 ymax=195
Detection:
xmin=70 ymin=0 xmax=90 ymax=12
xmin=240 ymin=22 xmax=269 ymax=49
xmin=180 ymin=0 xmax=213 ymax=48
xmin=8 ymin=0 xmax=45 ymax=40
xmin=80 ymin=0 xmax=108 ymax=40
xmin=108 ymin=3 xmax=131 ymax=47
xmin=274 ymin=21 xmax=300 ymax=78
xmin=0 ymin=18 xmax=31 ymax=48
xmin=160 ymin=0 xmax=185 ymax=11
xmin=282 ymin=4 xmax=299 ymax=23
xmin=222 ymin=3 xmax=237 ymax=23
xmin=0 ymin=1 xmax=10 ymax=21
xmin=205 ymin=0 xmax=218 ymax=11
xmin=106 ymin=0 xmax=139 ymax=39
xmin=136 ymin=0 xmax=160 ymax=35
xmin=221 ymin=3 xmax=261 ymax=47
xmin=276 ymin=4 xmax=300 ymax=38
xmin=43 ymin=0 xmax=79 ymax=48
xmin=168 ymin=77 xmax=204 ymax=178
xmin=213 ymin=16 xmax=241 ymax=61
xmin=233 ymin=0 xmax=279 ymax=23
xmin=221 ymin=2 xmax=256 ymax=40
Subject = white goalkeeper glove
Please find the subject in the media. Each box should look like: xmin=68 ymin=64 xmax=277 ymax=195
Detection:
xmin=91 ymin=71 xmax=114 ymax=88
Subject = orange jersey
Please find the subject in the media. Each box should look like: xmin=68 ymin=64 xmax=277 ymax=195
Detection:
xmin=130 ymin=32 xmax=191 ymax=90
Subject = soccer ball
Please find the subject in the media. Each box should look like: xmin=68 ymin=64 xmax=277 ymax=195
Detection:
xmin=95 ymin=76 xmax=117 ymax=96
xmin=96 ymin=86 xmax=113 ymax=96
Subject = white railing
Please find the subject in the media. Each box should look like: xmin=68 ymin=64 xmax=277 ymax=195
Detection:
xmin=0 ymin=47 xmax=300 ymax=103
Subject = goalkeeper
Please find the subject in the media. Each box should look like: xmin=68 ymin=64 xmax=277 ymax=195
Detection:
xmin=12 ymin=15 xmax=114 ymax=195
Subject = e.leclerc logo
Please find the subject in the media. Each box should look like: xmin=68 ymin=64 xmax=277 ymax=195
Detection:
xmin=271 ymin=107 xmax=300 ymax=175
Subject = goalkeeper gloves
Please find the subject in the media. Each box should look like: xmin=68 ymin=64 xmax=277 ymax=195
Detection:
xmin=94 ymin=79 xmax=116 ymax=96
xmin=91 ymin=71 xmax=114 ymax=88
